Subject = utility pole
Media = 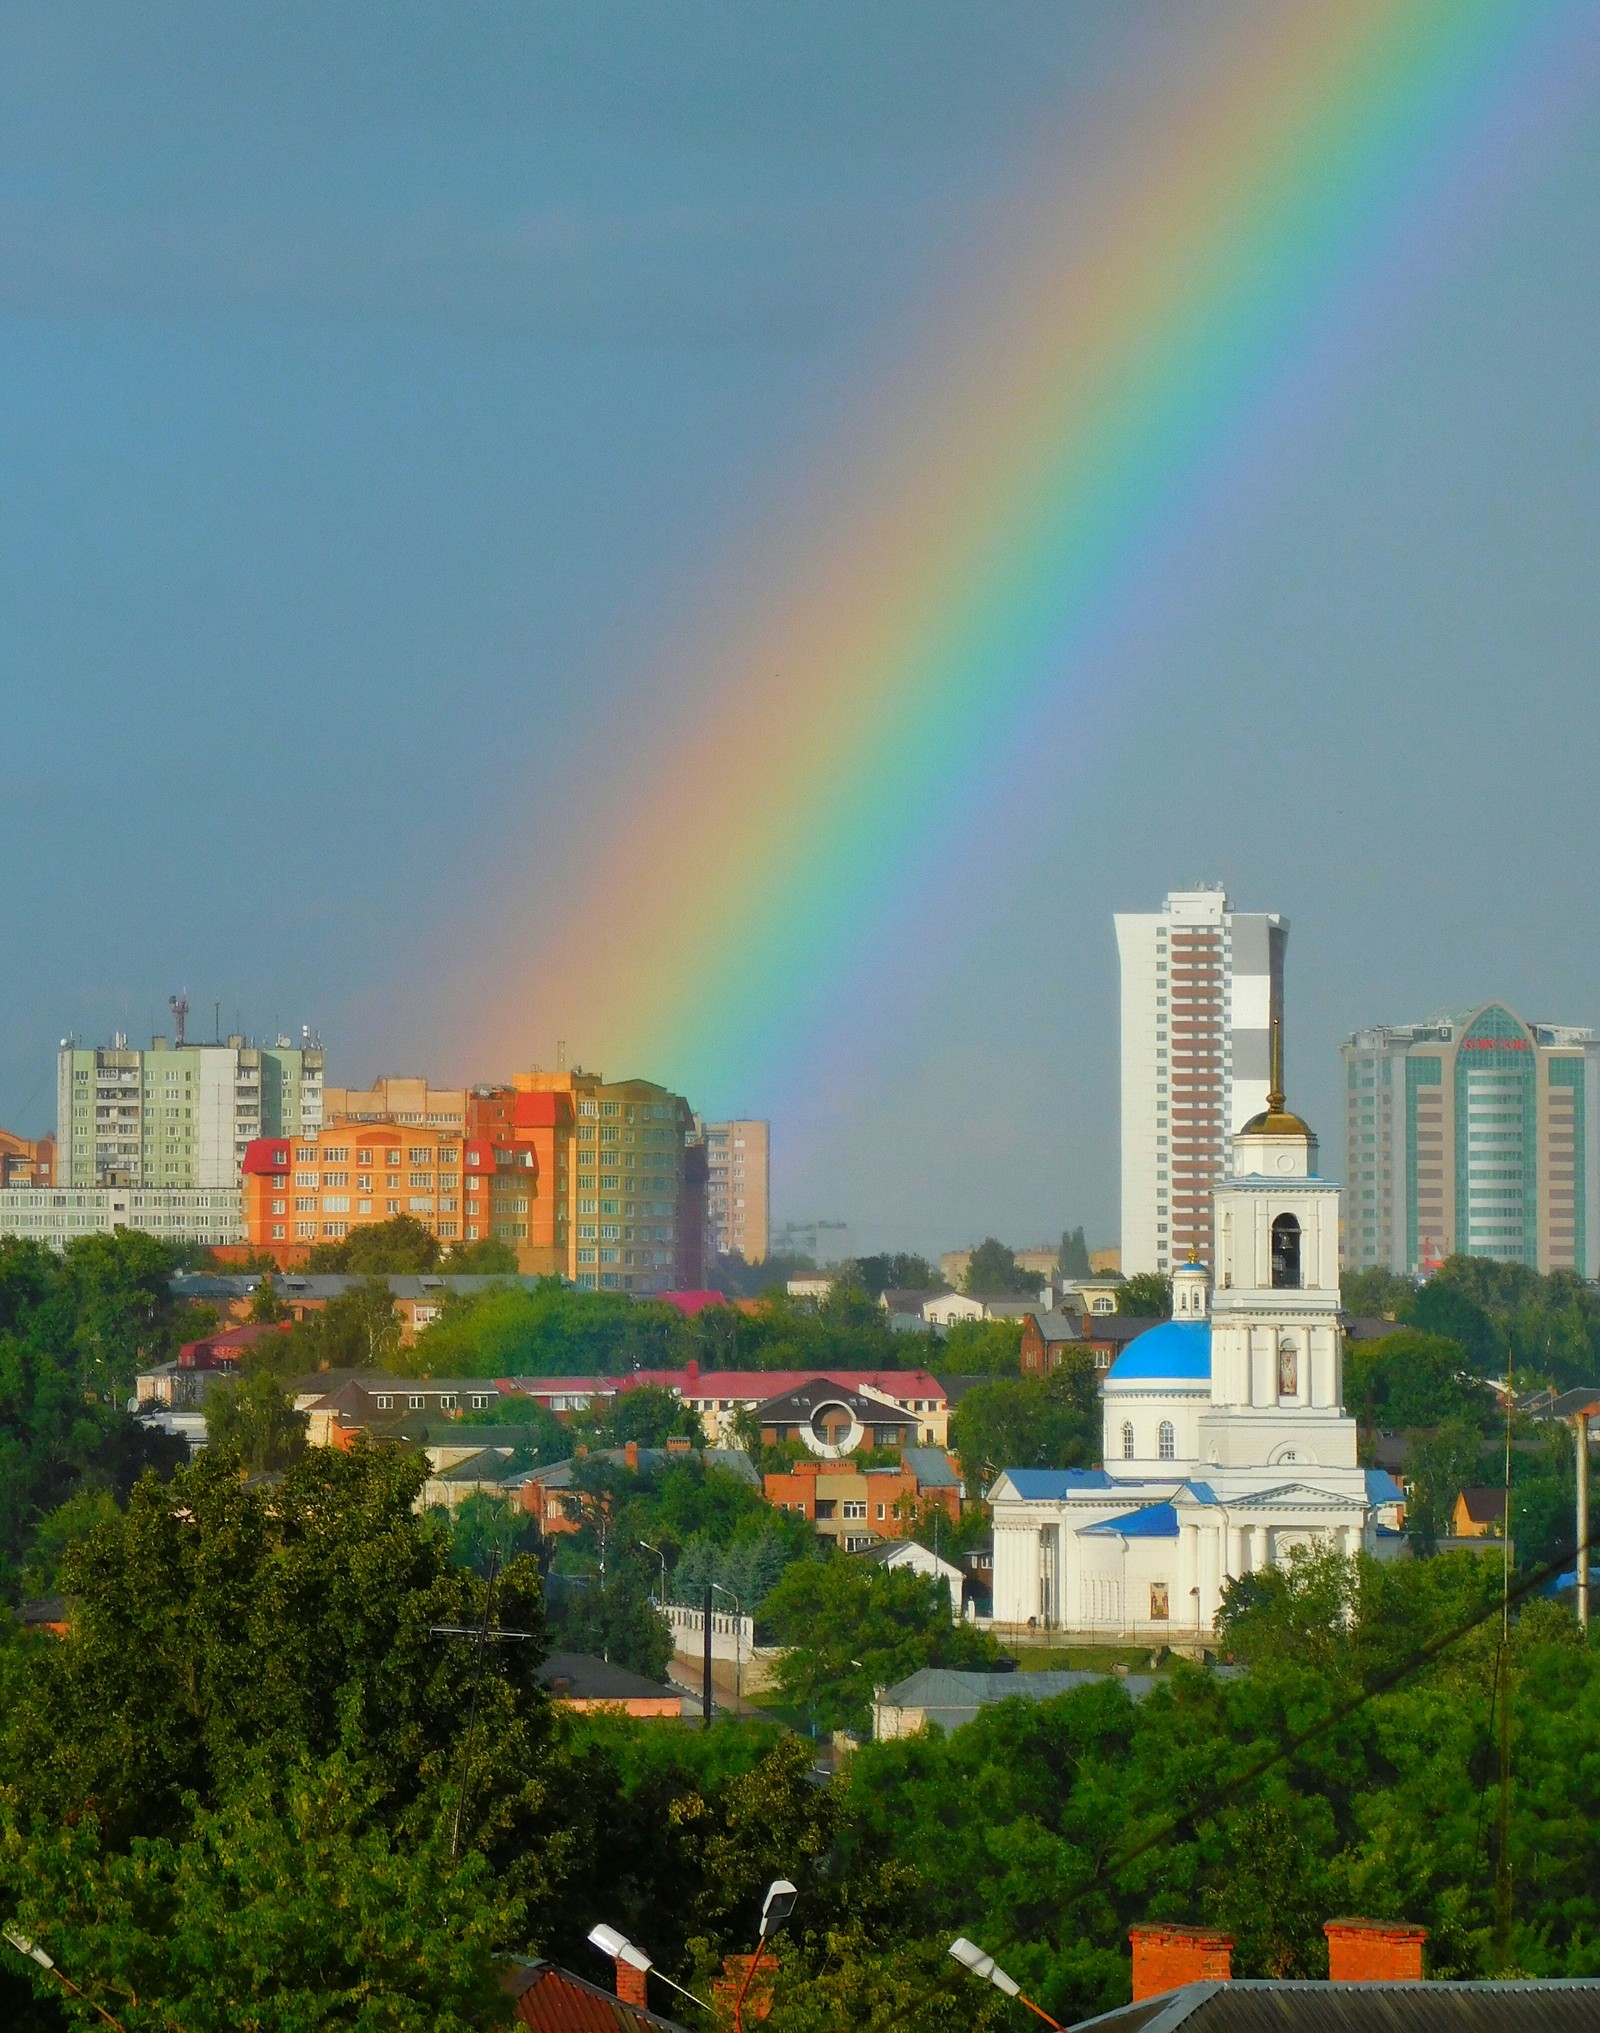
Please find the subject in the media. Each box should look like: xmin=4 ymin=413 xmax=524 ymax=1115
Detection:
xmin=1493 ymin=1344 xmax=1515 ymax=1970
xmin=429 ymin=1550 xmax=535 ymax=1860
xmin=1576 ymin=1405 xmax=1592 ymax=1633
xmin=702 ymin=1582 xmax=714 ymax=1729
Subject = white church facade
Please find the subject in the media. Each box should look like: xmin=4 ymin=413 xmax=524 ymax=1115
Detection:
xmin=989 ymin=1059 xmax=1404 ymax=1642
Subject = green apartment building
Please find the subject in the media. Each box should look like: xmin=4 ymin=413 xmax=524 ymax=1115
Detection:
xmin=1341 ymin=1005 xmax=1597 ymax=1277
xmin=57 ymin=1033 xmax=324 ymax=1190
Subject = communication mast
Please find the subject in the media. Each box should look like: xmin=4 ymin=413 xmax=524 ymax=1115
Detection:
xmin=168 ymin=992 xmax=190 ymax=1046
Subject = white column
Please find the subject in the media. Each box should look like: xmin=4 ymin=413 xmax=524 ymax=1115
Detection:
xmin=1226 ymin=1521 xmax=1244 ymax=1581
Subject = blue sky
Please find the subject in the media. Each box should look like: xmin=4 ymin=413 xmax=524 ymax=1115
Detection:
xmin=4 ymin=3 xmax=1600 ymax=1256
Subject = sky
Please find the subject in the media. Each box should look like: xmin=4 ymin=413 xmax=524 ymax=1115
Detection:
xmin=4 ymin=2 xmax=1600 ymax=1258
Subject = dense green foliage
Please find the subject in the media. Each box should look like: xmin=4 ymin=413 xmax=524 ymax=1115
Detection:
xmin=0 ymin=1234 xmax=195 ymax=1602
xmin=1346 ymin=1329 xmax=1494 ymax=1434
xmin=948 ymin=1356 xmax=1099 ymax=1494
xmin=1058 ymin=1225 xmax=1092 ymax=1279
xmin=760 ymin=1559 xmax=997 ymax=1731
xmin=835 ymin=1254 xmax=941 ymax=1298
xmin=203 ymin=1369 xmax=310 ymax=1469
xmin=961 ymin=1239 xmax=1042 ymax=1296
xmin=1361 ymin=1254 xmax=1600 ymax=1390
xmin=302 ymin=1214 xmax=519 ymax=1277
xmin=1117 ymin=1271 xmax=1172 ymax=1317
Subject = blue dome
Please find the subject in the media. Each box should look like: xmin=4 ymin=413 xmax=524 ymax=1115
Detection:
xmin=1105 ymin=1319 xmax=1211 ymax=1383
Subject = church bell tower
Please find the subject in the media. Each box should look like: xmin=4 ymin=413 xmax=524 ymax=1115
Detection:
xmin=1200 ymin=1021 xmax=1353 ymax=1469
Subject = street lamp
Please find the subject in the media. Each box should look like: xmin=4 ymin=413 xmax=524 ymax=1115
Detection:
xmin=587 ymin=1923 xmax=709 ymax=2015
xmin=710 ymin=1579 xmax=744 ymax=1706
xmin=949 ymin=1937 xmax=1063 ymax=2028
xmin=639 ymin=1540 xmax=668 ymax=1604
xmin=3 ymin=1930 xmax=129 ymax=2033
xmin=732 ymin=1878 xmax=798 ymax=2033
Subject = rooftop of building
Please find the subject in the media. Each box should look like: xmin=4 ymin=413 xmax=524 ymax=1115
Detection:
xmin=1104 ymin=1320 xmax=1212 ymax=1383
xmin=1074 ymin=1979 xmax=1600 ymax=2030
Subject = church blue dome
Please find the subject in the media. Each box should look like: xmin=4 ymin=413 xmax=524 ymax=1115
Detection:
xmin=1105 ymin=1319 xmax=1211 ymax=1383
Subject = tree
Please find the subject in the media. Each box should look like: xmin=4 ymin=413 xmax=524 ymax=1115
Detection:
xmin=3 ymin=1750 xmax=519 ymax=2033
xmin=1116 ymin=1271 xmax=1171 ymax=1318
xmin=1058 ymin=1227 xmax=1092 ymax=1280
xmin=447 ymin=1491 xmax=543 ymax=1577
xmin=305 ymin=1215 xmax=443 ymax=1276
xmin=1402 ymin=1270 xmax=1502 ymax=1375
xmin=940 ymin=1317 xmax=1023 ymax=1376
xmin=962 ymin=1240 xmax=1042 ymax=1297
xmin=552 ymin=1560 xmax=674 ymax=1680
xmin=1341 ymin=1266 xmax=1415 ymax=1320
xmin=248 ymin=1275 xmax=289 ymax=1324
xmin=580 ymin=1383 xmax=703 ymax=1450
xmin=949 ymin=1358 xmax=1099 ymax=1494
xmin=443 ymin=1235 xmax=520 ymax=1273
xmin=1344 ymin=1329 xmax=1492 ymax=1434
xmin=761 ymin=1559 xmax=996 ymax=1732
xmin=204 ymin=1371 xmax=309 ymax=1471
xmin=250 ymin=1278 xmax=402 ymax=1377
xmin=837 ymin=1255 xmax=940 ymax=1299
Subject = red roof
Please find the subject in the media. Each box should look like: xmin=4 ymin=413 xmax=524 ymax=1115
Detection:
xmin=241 ymin=1138 xmax=292 ymax=1176
xmin=503 ymin=1962 xmax=689 ymax=2033
xmin=513 ymin=1091 xmax=573 ymax=1129
xmin=178 ymin=1321 xmax=293 ymax=1368
xmin=657 ymin=1290 xmax=726 ymax=1316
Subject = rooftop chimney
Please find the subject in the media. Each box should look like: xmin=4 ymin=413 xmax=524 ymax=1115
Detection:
xmin=607 ymin=1953 xmax=648 ymax=2009
xmin=1324 ymin=1920 xmax=1426 ymax=1983
xmin=1129 ymin=1925 xmax=1233 ymax=2001
xmin=624 ymin=1439 xmax=639 ymax=1471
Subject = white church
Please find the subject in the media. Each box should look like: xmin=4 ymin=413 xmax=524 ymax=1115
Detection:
xmin=989 ymin=1060 xmax=1404 ymax=1642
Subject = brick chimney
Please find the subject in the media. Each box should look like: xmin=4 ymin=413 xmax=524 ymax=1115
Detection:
xmin=1324 ymin=1920 xmax=1426 ymax=1983
xmin=611 ymin=1955 xmax=649 ymax=2009
xmin=1129 ymin=1925 xmax=1233 ymax=2001
xmin=624 ymin=1439 xmax=640 ymax=1471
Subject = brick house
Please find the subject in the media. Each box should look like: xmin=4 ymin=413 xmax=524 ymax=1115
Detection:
xmin=764 ymin=1449 xmax=961 ymax=1549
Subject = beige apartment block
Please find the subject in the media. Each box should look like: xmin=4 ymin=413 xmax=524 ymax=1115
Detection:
xmin=704 ymin=1118 xmax=769 ymax=1263
xmin=321 ymin=1076 xmax=467 ymax=1130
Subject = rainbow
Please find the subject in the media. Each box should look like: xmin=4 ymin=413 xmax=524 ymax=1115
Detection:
xmin=481 ymin=0 xmax=1587 ymax=1123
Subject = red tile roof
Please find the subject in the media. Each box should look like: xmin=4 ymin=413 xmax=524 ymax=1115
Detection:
xmin=503 ymin=1962 xmax=689 ymax=2033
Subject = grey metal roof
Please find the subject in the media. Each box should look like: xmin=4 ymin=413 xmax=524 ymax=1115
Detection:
xmin=879 ymin=1666 xmax=1158 ymax=1722
xmin=530 ymin=1446 xmax=759 ymax=1490
xmin=1074 ymin=1979 xmax=1600 ymax=2030
xmin=535 ymin=1651 xmax=677 ymax=1702
xmin=901 ymin=1446 xmax=961 ymax=1487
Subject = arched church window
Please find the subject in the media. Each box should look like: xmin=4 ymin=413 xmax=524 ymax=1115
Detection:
xmin=1158 ymin=1420 xmax=1175 ymax=1461
xmin=1121 ymin=1421 xmax=1135 ymax=1460
xmin=1271 ymin=1212 xmax=1302 ymax=1289
xmin=1277 ymin=1336 xmax=1298 ymax=1399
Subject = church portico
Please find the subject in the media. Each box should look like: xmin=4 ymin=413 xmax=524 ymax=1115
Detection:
xmin=990 ymin=1029 xmax=1405 ymax=1642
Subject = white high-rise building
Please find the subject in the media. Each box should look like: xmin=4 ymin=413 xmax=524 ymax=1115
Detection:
xmin=1114 ymin=888 xmax=1286 ymax=1277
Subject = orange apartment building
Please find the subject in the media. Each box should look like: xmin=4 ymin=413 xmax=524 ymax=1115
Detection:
xmin=242 ymin=1121 xmax=532 ymax=1263
xmin=320 ymin=1077 xmax=467 ymax=1130
xmin=763 ymin=1455 xmax=962 ymax=1550
xmin=242 ymin=1066 xmax=705 ymax=1293
xmin=0 ymin=1129 xmax=53 ymax=1188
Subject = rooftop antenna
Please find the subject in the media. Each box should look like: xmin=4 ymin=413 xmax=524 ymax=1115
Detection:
xmin=1268 ymin=1015 xmax=1285 ymax=1112
xmin=557 ymin=1038 xmax=567 ymax=1071
xmin=214 ymin=1001 xmax=221 ymax=1044
xmin=168 ymin=992 xmax=189 ymax=1047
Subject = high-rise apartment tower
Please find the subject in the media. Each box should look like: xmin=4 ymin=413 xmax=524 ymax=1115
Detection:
xmin=703 ymin=1120 xmax=770 ymax=1264
xmin=58 ymin=1034 xmax=323 ymax=1190
xmin=1341 ymin=1005 xmax=1598 ymax=1276
xmin=1115 ymin=888 xmax=1286 ymax=1276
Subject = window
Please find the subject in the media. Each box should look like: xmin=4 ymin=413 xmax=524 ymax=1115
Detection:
xmin=408 ymin=1196 xmax=433 ymax=1213
xmin=440 ymin=1395 xmax=457 ymax=1411
xmin=408 ymin=1173 xmax=433 ymax=1189
xmin=374 ymin=1396 xmax=392 ymax=1410
xmin=842 ymin=1501 xmax=867 ymax=1520
xmin=1271 ymin=1212 xmax=1302 ymax=1289
xmin=386 ymin=1152 xmax=401 ymax=1168
xmin=1122 ymin=1421 xmax=1135 ymax=1459
xmin=471 ymin=1395 xmax=491 ymax=1411
xmin=1158 ymin=1421 xmax=1175 ymax=1461
xmin=876 ymin=1503 xmax=886 ymax=1520
xmin=813 ymin=1500 xmax=836 ymax=1521
xmin=322 ymin=1195 xmax=350 ymax=1214
xmin=409 ymin=1395 xmax=424 ymax=1411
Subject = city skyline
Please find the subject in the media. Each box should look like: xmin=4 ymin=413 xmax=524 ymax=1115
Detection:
xmin=6 ymin=5 xmax=1600 ymax=1253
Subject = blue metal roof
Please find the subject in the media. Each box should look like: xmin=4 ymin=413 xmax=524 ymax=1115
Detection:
xmin=1084 ymin=1501 xmax=1179 ymax=1539
xmin=1000 ymin=1468 xmax=1115 ymax=1497
xmin=1365 ymin=1468 xmax=1406 ymax=1504
xmin=1105 ymin=1319 xmax=1212 ymax=1382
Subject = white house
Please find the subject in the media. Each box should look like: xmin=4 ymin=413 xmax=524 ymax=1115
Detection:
xmin=989 ymin=1061 xmax=1404 ymax=1642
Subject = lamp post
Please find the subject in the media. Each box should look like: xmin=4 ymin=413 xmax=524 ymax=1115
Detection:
xmin=587 ymin=1923 xmax=710 ymax=2016
xmin=640 ymin=1540 xmax=668 ymax=1604
xmin=4 ymin=1930 xmax=129 ymax=2033
xmin=711 ymin=1579 xmax=744 ymax=1707
xmin=949 ymin=1937 xmax=1063 ymax=2029
xmin=732 ymin=1878 xmax=797 ymax=2033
